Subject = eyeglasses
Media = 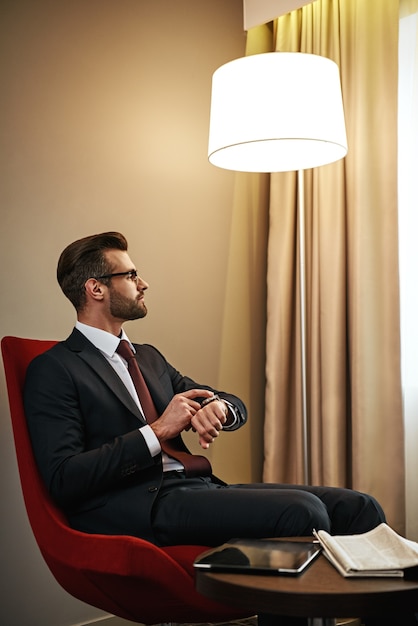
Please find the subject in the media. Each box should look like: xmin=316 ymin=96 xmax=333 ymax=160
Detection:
xmin=95 ymin=270 xmax=139 ymax=283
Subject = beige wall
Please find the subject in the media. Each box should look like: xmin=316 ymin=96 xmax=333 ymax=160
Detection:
xmin=0 ymin=2 xmax=266 ymax=625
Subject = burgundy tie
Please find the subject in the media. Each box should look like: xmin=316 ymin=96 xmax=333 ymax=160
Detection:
xmin=116 ymin=340 xmax=212 ymax=477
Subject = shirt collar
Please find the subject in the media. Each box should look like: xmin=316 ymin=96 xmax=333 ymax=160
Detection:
xmin=75 ymin=321 xmax=135 ymax=356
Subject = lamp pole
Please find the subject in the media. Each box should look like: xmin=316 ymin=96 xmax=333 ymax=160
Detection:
xmin=298 ymin=169 xmax=309 ymax=485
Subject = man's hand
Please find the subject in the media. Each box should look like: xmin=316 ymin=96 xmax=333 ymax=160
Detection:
xmin=150 ymin=389 xmax=213 ymax=443
xmin=191 ymin=397 xmax=229 ymax=449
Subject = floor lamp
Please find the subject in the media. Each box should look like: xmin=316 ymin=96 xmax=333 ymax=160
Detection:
xmin=207 ymin=52 xmax=348 ymax=484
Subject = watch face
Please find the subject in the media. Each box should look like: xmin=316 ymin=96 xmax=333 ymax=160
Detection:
xmin=201 ymin=394 xmax=220 ymax=407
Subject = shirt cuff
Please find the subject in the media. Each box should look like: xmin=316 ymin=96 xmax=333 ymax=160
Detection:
xmin=222 ymin=399 xmax=239 ymax=429
xmin=139 ymin=424 xmax=161 ymax=457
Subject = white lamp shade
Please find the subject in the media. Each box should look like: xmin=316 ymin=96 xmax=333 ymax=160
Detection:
xmin=208 ymin=52 xmax=348 ymax=172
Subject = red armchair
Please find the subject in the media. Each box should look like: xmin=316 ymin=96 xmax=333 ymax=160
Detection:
xmin=1 ymin=336 xmax=253 ymax=624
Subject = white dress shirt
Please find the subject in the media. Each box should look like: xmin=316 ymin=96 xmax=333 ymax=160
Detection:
xmin=75 ymin=321 xmax=183 ymax=471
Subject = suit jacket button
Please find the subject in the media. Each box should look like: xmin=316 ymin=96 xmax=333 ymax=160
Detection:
xmin=148 ymin=486 xmax=158 ymax=493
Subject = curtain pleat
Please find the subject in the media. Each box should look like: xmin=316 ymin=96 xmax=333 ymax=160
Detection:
xmin=213 ymin=24 xmax=273 ymax=483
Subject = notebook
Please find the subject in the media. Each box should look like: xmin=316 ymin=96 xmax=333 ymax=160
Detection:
xmin=194 ymin=538 xmax=321 ymax=576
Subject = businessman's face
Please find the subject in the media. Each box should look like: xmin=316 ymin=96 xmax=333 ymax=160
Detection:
xmin=104 ymin=249 xmax=149 ymax=322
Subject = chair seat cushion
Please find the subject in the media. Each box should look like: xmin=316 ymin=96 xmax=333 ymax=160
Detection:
xmin=162 ymin=544 xmax=210 ymax=578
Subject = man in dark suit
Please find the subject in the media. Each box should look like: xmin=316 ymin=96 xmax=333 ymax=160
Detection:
xmin=24 ymin=232 xmax=385 ymax=550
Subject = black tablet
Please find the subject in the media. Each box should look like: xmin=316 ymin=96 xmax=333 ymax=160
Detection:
xmin=194 ymin=538 xmax=321 ymax=576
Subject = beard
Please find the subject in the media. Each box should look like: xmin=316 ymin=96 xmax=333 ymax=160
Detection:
xmin=109 ymin=289 xmax=147 ymax=321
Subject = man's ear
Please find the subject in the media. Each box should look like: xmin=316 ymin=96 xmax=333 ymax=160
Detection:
xmin=84 ymin=278 xmax=105 ymax=301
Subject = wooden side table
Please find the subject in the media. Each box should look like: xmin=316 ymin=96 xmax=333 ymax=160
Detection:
xmin=196 ymin=550 xmax=418 ymax=625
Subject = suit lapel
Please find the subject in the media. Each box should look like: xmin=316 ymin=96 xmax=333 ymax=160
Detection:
xmin=65 ymin=329 xmax=147 ymax=424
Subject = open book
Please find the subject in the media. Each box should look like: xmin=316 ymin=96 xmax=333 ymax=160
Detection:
xmin=313 ymin=523 xmax=418 ymax=578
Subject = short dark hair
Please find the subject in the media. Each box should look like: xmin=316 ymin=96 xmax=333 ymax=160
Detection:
xmin=57 ymin=232 xmax=128 ymax=310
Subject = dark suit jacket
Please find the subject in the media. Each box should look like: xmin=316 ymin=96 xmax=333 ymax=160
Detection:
xmin=23 ymin=328 xmax=247 ymax=542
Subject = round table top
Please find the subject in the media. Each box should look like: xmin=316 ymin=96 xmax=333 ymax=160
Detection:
xmin=196 ymin=551 xmax=418 ymax=618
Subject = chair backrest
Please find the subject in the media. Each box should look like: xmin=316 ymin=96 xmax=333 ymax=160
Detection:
xmin=1 ymin=337 xmax=68 ymax=535
xmin=1 ymin=335 xmax=252 ymax=623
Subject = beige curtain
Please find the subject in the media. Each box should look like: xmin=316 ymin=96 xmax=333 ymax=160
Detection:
xmin=214 ymin=24 xmax=274 ymax=484
xmin=262 ymin=0 xmax=405 ymax=533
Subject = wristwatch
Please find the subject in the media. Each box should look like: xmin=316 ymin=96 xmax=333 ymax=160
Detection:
xmin=201 ymin=394 xmax=230 ymax=419
xmin=201 ymin=394 xmax=222 ymax=407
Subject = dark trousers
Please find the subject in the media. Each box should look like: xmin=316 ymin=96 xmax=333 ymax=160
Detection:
xmin=152 ymin=475 xmax=385 ymax=546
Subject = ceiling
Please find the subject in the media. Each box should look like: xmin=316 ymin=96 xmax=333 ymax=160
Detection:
xmin=243 ymin=0 xmax=313 ymax=30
